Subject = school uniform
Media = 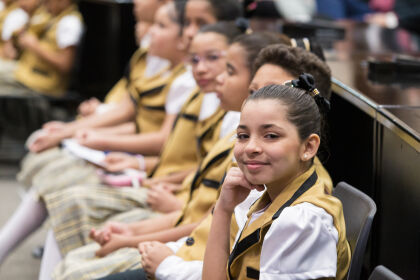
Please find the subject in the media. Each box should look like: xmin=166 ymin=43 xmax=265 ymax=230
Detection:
xmin=49 ymin=111 xmax=241 ymax=280
xmin=0 ymin=4 xmax=83 ymax=96
xmin=228 ymin=166 xmax=351 ymax=280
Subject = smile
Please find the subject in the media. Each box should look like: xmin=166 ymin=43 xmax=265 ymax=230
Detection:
xmin=244 ymin=161 xmax=268 ymax=171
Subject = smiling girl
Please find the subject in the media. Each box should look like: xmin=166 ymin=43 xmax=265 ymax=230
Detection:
xmin=203 ymin=83 xmax=351 ymax=280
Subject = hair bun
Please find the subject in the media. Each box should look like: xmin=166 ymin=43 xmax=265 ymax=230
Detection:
xmin=235 ymin=17 xmax=251 ymax=34
xmin=291 ymin=73 xmax=316 ymax=92
xmin=292 ymin=73 xmax=331 ymax=113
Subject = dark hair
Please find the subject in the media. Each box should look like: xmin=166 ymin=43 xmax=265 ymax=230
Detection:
xmin=253 ymin=44 xmax=332 ymax=100
xmin=247 ymin=84 xmax=322 ymax=141
xmin=205 ymin=0 xmax=243 ymax=21
xmin=233 ymin=32 xmax=291 ymax=74
xmin=198 ymin=21 xmax=244 ymax=43
xmin=173 ymin=0 xmax=187 ymax=27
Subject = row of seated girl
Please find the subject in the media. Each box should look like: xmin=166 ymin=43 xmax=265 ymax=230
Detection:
xmin=0 ymin=0 xmax=351 ymax=279
xmin=0 ymin=0 xmax=83 ymax=97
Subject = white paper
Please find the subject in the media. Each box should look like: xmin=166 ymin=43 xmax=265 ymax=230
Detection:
xmin=62 ymin=139 xmax=106 ymax=167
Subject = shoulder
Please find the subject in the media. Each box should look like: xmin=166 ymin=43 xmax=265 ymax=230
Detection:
xmin=260 ymin=202 xmax=338 ymax=279
xmin=57 ymin=15 xmax=83 ymax=31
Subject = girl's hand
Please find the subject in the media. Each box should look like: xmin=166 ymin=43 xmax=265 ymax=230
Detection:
xmin=18 ymin=33 xmax=38 ymax=50
xmin=89 ymin=221 xmax=132 ymax=245
xmin=139 ymin=241 xmax=174 ymax=275
xmin=75 ymin=129 xmax=104 ymax=150
xmin=42 ymin=121 xmax=66 ymax=133
xmin=103 ymin=152 xmax=139 ymax=172
xmin=217 ymin=167 xmax=264 ymax=213
xmin=95 ymin=233 xmax=130 ymax=257
xmin=147 ymin=185 xmax=183 ymax=213
xmin=78 ymin=98 xmax=101 ymax=117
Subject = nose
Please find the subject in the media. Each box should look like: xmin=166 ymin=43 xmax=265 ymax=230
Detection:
xmin=244 ymin=136 xmax=262 ymax=156
xmin=216 ymin=71 xmax=226 ymax=85
xmin=195 ymin=59 xmax=208 ymax=73
xmin=185 ymin=24 xmax=198 ymax=41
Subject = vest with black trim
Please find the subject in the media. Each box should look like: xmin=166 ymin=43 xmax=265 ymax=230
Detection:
xmin=104 ymin=47 xmax=151 ymax=104
xmin=130 ymin=62 xmax=186 ymax=133
xmin=172 ymin=104 xmax=227 ymax=204
xmin=150 ymin=88 xmax=202 ymax=179
xmin=15 ymin=4 xmax=83 ymax=96
xmin=175 ymin=131 xmax=236 ymax=226
xmin=227 ymin=166 xmax=351 ymax=280
xmin=175 ymin=157 xmax=334 ymax=263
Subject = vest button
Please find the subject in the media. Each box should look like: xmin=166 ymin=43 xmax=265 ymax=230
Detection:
xmin=186 ymin=237 xmax=195 ymax=246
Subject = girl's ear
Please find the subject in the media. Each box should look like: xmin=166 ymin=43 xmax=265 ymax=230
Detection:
xmin=176 ymin=37 xmax=187 ymax=51
xmin=300 ymin=133 xmax=320 ymax=162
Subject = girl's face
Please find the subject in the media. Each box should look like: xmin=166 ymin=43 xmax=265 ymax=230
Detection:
xmin=249 ymin=64 xmax=296 ymax=94
xmin=234 ymin=99 xmax=305 ymax=186
xmin=149 ymin=5 xmax=181 ymax=61
xmin=183 ymin=0 xmax=217 ymax=50
xmin=189 ymin=32 xmax=228 ymax=93
xmin=46 ymin=0 xmax=68 ymax=15
xmin=215 ymin=43 xmax=251 ymax=111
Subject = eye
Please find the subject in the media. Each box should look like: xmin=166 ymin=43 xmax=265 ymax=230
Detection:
xmin=264 ymin=133 xmax=279 ymax=139
xmin=249 ymin=89 xmax=255 ymax=95
xmin=236 ymin=133 xmax=249 ymax=140
xmin=206 ymin=53 xmax=220 ymax=61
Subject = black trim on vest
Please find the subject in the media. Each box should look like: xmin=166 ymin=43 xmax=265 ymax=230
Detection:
xmin=227 ymin=171 xmax=318 ymax=279
xmin=196 ymin=112 xmax=226 ymax=158
xmin=175 ymin=148 xmax=231 ymax=226
xmin=143 ymin=105 xmax=165 ymax=111
xmin=246 ymin=267 xmax=260 ymax=279
xmin=139 ymin=85 xmax=166 ymax=98
xmin=32 ymin=67 xmax=50 ymax=77
xmin=180 ymin=113 xmax=199 ymax=122
xmin=202 ymin=179 xmax=220 ymax=189
xmin=149 ymin=90 xmax=200 ymax=178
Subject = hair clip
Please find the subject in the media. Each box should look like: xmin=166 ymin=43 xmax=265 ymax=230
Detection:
xmin=291 ymin=73 xmax=331 ymax=113
xmin=235 ymin=17 xmax=252 ymax=34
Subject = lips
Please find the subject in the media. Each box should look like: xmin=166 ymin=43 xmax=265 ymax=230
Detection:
xmin=244 ymin=161 xmax=268 ymax=171
xmin=197 ymin=79 xmax=211 ymax=87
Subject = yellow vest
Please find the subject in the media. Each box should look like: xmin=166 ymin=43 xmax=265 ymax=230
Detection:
xmin=15 ymin=4 xmax=82 ymax=96
xmin=104 ymin=48 xmax=150 ymax=104
xmin=227 ymin=166 xmax=351 ymax=280
xmin=26 ymin=6 xmax=52 ymax=38
xmin=150 ymin=88 xmax=203 ymax=178
xmin=172 ymin=104 xmax=227 ymax=204
xmin=176 ymin=157 xmax=334 ymax=263
xmin=176 ymin=131 xmax=235 ymax=226
xmin=130 ymin=63 xmax=186 ymax=133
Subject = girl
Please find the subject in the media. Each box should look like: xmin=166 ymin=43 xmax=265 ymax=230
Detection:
xmin=203 ymin=82 xmax=351 ymax=280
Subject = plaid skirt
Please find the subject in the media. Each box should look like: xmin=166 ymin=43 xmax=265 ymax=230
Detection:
xmin=45 ymin=184 xmax=158 ymax=255
xmin=52 ymin=243 xmax=142 ymax=280
xmin=17 ymin=148 xmax=64 ymax=187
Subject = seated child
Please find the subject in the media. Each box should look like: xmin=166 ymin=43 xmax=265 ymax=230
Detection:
xmin=203 ymin=82 xmax=350 ymax=279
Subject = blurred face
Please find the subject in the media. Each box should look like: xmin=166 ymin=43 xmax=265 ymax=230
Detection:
xmin=234 ymin=99 xmax=305 ymax=187
xmin=188 ymin=32 xmax=228 ymax=93
xmin=46 ymin=0 xmax=70 ymax=15
xmin=249 ymin=64 xmax=296 ymax=94
xmin=183 ymin=0 xmax=217 ymax=50
xmin=133 ymin=0 xmax=163 ymax=23
xmin=215 ymin=43 xmax=251 ymax=111
xmin=19 ymin=0 xmax=39 ymax=14
xmin=148 ymin=5 xmax=181 ymax=61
